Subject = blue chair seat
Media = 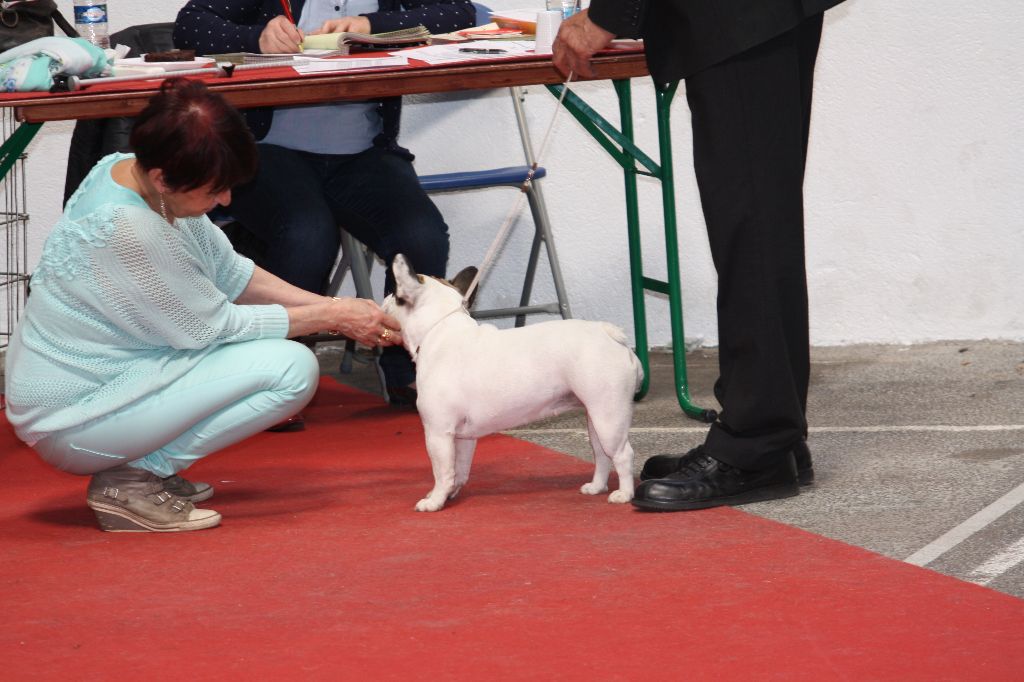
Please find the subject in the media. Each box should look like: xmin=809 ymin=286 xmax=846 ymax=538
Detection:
xmin=418 ymin=165 xmax=547 ymax=192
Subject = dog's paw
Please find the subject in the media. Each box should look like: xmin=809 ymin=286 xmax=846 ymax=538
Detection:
xmin=415 ymin=497 xmax=446 ymax=512
xmin=607 ymin=489 xmax=633 ymax=504
xmin=579 ymin=482 xmax=608 ymax=496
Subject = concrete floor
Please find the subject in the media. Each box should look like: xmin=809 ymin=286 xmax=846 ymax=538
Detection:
xmin=319 ymin=339 xmax=1024 ymax=600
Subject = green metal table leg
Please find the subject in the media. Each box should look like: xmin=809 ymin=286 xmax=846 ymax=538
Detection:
xmin=612 ymin=79 xmax=650 ymax=400
xmin=652 ymin=83 xmax=716 ymax=422
xmin=0 ymin=122 xmax=42 ymax=183
xmin=546 ymin=80 xmax=715 ymax=421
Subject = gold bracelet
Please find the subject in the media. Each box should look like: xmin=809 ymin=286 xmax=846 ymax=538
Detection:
xmin=327 ymin=296 xmax=341 ymax=335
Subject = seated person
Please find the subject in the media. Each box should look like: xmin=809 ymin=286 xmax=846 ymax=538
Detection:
xmin=4 ymin=79 xmax=404 ymax=533
xmin=174 ymin=0 xmax=476 ymax=406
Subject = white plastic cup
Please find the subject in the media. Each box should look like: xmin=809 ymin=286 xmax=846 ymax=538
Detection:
xmin=534 ymin=10 xmax=562 ymax=55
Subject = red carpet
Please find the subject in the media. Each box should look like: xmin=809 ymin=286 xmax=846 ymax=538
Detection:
xmin=2 ymin=378 xmax=1023 ymax=680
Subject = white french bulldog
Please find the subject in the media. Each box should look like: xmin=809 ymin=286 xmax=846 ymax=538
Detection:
xmin=383 ymin=254 xmax=644 ymax=512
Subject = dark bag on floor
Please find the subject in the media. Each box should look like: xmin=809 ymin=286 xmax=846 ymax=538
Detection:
xmin=0 ymin=0 xmax=78 ymax=54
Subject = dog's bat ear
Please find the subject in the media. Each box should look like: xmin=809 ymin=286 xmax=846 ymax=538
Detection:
xmin=450 ymin=266 xmax=479 ymax=306
xmin=391 ymin=254 xmax=422 ymax=299
xmin=392 ymin=254 xmax=417 ymax=278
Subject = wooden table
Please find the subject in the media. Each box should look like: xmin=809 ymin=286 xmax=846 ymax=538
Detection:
xmin=1 ymin=52 xmax=648 ymax=122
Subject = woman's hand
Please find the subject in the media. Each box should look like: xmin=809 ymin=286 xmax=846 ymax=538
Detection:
xmin=327 ymin=297 xmax=403 ymax=348
xmin=309 ymin=16 xmax=371 ymax=35
xmin=552 ymin=10 xmax=615 ymax=79
xmin=260 ymin=15 xmax=305 ymax=53
xmin=235 ymin=267 xmax=400 ymax=345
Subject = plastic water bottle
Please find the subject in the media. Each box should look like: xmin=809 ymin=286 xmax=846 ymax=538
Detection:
xmin=548 ymin=0 xmax=575 ymax=17
xmin=73 ymin=0 xmax=111 ymax=49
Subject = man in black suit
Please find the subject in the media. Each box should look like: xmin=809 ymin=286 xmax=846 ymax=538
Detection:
xmin=553 ymin=0 xmax=847 ymax=511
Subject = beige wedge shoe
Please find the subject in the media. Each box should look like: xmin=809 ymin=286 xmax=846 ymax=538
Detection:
xmin=160 ymin=474 xmax=214 ymax=503
xmin=86 ymin=466 xmax=220 ymax=532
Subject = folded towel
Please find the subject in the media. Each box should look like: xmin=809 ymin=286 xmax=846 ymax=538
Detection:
xmin=0 ymin=36 xmax=110 ymax=92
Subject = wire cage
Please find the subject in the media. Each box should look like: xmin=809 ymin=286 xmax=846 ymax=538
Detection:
xmin=0 ymin=108 xmax=30 ymax=407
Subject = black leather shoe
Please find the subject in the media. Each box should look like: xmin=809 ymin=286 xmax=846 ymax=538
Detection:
xmin=631 ymin=450 xmax=800 ymax=512
xmin=387 ymin=385 xmax=418 ymax=409
xmin=641 ymin=440 xmax=814 ymax=486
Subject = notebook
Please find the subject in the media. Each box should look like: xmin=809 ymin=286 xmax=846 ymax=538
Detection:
xmin=301 ymin=25 xmax=432 ymax=53
xmin=207 ymin=50 xmax=344 ymax=65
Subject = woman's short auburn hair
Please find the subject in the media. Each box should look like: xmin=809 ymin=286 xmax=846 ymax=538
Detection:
xmin=130 ymin=78 xmax=257 ymax=193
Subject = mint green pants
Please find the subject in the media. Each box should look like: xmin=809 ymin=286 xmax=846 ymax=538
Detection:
xmin=33 ymin=339 xmax=319 ymax=477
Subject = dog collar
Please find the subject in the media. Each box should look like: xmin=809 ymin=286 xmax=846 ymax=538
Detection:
xmin=412 ymin=306 xmax=466 ymax=360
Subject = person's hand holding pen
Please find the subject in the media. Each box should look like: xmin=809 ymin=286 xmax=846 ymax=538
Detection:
xmin=260 ymin=14 xmax=305 ymax=53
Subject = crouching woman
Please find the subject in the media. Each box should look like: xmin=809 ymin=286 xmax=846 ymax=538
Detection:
xmin=3 ymin=79 xmax=402 ymax=532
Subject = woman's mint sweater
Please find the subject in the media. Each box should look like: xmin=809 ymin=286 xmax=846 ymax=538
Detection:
xmin=4 ymin=153 xmax=291 ymax=446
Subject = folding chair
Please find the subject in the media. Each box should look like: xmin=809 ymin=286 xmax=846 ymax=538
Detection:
xmin=323 ymin=3 xmax=573 ymax=384
xmin=328 ymin=4 xmax=571 ymax=327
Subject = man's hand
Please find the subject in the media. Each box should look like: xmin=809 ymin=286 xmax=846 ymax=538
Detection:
xmin=552 ymin=10 xmax=615 ymax=79
xmin=260 ymin=15 xmax=305 ymax=53
xmin=309 ymin=16 xmax=372 ymax=35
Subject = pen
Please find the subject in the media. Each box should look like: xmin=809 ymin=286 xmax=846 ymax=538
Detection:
xmin=459 ymin=48 xmax=507 ymax=54
xmin=279 ymin=0 xmax=296 ymax=24
xmin=278 ymin=0 xmax=303 ymax=51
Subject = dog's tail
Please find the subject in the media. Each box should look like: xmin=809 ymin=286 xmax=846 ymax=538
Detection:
xmin=599 ymin=322 xmax=646 ymax=391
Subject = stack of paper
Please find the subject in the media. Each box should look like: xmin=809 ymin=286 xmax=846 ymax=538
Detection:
xmin=207 ymin=50 xmax=344 ymax=64
xmin=433 ymin=22 xmax=527 ymax=42
xmin=292 ymin=55 xmax=410 ymax=73
xmin=488 ymin=9 xmax=542 ymax=34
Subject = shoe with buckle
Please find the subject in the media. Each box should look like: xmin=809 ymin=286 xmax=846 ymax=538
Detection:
xmin=161 ymin=474 xmax=214 ymax=503
xmin=640 ymin=440 xmax=814 ymax=486
xmin=86 ymin=465 xmax=221 ymax=532
xmin=267 ymin=412 xmax=305 ymax=432
xmin=631 ymin=449 xmax=800 ymax=512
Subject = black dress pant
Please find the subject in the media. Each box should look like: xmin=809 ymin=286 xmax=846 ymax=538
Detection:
xmin=685 ymin=14 xmax=824 ymax=470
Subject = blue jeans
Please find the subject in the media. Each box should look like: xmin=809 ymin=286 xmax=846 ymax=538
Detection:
xmin=32 ymin=340 xmax=318 ymax=477
xmin=227 ymin=144 xmax=449 ymax=389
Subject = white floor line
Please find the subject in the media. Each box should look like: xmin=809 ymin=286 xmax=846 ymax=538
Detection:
xmin=904 ymin=480 xmax=1024 ymax=567
xmin=505 ymin=422 xmax=1024 ymax=573
xmin=965 ymin=535 xmax=1024 ymax=586
xmin=504 ymin=424 xmax=1024 ymax=436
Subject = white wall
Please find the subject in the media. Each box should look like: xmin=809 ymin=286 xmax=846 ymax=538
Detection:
xmin=21 ymin=0 xmax=1024 ymax=348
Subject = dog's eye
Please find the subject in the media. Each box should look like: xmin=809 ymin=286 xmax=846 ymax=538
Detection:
xmin=395 ymin=295 xmax=407 ymax=306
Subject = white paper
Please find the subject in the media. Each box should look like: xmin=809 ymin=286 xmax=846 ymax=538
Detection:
xmin=292 ymin=55 xmax=410 ymax=73
xmin=401 ymin=41 xmax=534 ymax=65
